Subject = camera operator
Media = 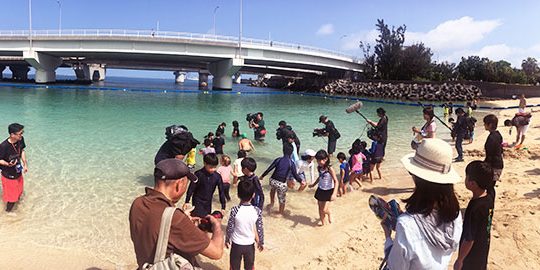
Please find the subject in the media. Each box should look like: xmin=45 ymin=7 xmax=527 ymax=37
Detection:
xmin=318 ymin=115 xmax=341 ymax=156
xmin=154 ymin=125 xmax=200 ymax=165
xmin=276 ymin=120 xmax=301 ymax=154
xmin=249 ymin=112 xmax=266 ymax=142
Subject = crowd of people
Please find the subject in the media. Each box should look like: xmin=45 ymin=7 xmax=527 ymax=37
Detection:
xmin=1 ymin=94 xmax=533 ymax=270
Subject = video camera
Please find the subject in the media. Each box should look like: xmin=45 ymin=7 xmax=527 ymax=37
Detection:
xmin=165 ymin=125 xmax=188 ymax=140
xmin=246 ymin=113 xmax=258 ymax=122
xmin=312 ymin=128 xmax=326 ymax=137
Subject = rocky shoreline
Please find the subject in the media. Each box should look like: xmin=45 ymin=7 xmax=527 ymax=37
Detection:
xmin=251 ymin=77 xmax=482 ymax=101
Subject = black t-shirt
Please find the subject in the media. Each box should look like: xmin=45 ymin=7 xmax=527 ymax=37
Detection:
xmin=212 ymin=137 xmax=225 ymax=154
xmin=484 ymin=131 xmax=503 ymax=169
xmin=0 ymin=138 xmax=26 ymax=179
xmin=461 ymin=195 xmax=494 ymax=270
xmin=216 ymin=126 xmax=225 ymax=136
xmin=324 ymin=120 xmax=340 ymax=141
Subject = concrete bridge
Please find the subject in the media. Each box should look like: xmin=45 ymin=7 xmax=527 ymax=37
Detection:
xmin=0 ymin=29 xmax=362 ymax=90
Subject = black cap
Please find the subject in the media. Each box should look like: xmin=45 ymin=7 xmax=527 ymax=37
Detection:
xmin=154 ymin=159 xmax=198 ymax=182
xmin=278 ymin=120 xmax=287 ymax=126
xmin=319 ymin=115 xmax=327 ymax=123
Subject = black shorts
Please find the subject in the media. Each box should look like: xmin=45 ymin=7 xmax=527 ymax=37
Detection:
xmin=370 ymin=157 xmax=383 ymax=164
xmin=315 ymin=188 xmax=334 ymax=201
xmin=327 ymin=139 xmax=337 ymax=154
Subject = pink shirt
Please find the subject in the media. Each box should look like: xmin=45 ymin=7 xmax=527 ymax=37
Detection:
xmin=217 ymin=165 xmax=232 ymax=184
xmin=351 ymin=152 xmax=366 ymax=172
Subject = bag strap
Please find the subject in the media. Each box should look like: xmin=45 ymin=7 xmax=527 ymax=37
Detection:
xmin=153 ymin=206 xmax=177 ymax=263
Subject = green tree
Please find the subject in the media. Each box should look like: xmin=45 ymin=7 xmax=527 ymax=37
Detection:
xmin=359 ymin=41 xmax=376 ymax=79
xmin=373 ymin=19 xmax=406 ymax=80
xmin=398 ymin=43 xmax=433 ymax=80
xmin=430 ymin=61 xmax=456 ymax=81
xmin=521 ymin=57 xmax=539 ymax=83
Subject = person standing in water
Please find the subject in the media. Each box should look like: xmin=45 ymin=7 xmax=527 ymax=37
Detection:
xmin=0 ymin=123 xmax=28 ymax=213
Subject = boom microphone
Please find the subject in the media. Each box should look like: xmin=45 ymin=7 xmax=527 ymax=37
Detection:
xmin=346 ymin=101 xmax=363 ymax=113
xmin=346 ymin=101 xmax=369 ymax=121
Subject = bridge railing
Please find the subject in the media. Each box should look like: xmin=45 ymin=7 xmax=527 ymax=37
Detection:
xmin=0 ymin=29 xmax=358 ymax=62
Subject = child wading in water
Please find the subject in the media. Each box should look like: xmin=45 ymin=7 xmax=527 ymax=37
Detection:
xmin=217 ymin=155 xmax=233 ymax=201
xmin=309 ymin=150 xmax=338 ymax=226
xmin=226 ymin=180 xmax=264 ymax=270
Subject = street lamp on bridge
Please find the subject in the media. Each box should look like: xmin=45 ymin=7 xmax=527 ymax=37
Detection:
xmin=213 ymin=5 xmax=219 ymax=36
xmin=56 ymin=0 xmax=62 ymax=33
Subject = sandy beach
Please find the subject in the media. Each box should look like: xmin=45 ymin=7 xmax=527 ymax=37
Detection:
xmin=1 ymin=98 xmax=539 ymax=270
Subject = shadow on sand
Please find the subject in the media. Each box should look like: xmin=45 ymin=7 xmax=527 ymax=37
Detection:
xmin=525 ymin=168 xmax=540 ymax=175
xmin=524 ymin=188 xmax=540 ymax=199
xmin=362 ymin=186 xmax=414 ymax=196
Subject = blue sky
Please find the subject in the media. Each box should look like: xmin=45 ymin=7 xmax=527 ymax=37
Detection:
xmin=1 ymin=0 xmax=539 ymax=78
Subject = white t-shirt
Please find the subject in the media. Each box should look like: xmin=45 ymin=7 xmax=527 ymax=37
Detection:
xmin=296 ymin=159 xmax=315 ymax=184
xmin=233 ymin=158 xmax=244 ymax=178
xmin=386 ymin=212 xmax=462 ymax=270
xmin=226 ymin=204 xmax=264 ymax=246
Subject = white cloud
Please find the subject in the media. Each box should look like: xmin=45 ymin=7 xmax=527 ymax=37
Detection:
xmin=439 ymin=43 xmax=540 ymax=67
xmin=406 ymin=16 xmax=501 ymax=51
xmin=340 ymin=29 xmax=378 ymax=50
xmin=316 ymin=24 xmax=335 ymax=35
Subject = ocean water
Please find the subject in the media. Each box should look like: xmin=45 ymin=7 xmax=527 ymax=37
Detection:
xmin=0 ymin=78 xmax=455 ymax=266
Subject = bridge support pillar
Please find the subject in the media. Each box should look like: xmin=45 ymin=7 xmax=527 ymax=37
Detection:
xmin=0 ymin=65 xmax=5 ymax=80
xmin=208 ymin=58 xmax=244 ymax=90
xmin=89 ymin=64 xmax=106 ymax=81
xmin=198 ymin=71 xmax=209 ymax=90
xmin=174 ymin=71 xmax=186 ymax=84
xmin=233 ymin=72 xmax=241 ymax=84
xmin=9 ymin=65 xmax=30 ymax=81
xmin=23 ymin=51 xmax=62 ymax=83
xmin=73 ymin=63 xmax=91 ymax=81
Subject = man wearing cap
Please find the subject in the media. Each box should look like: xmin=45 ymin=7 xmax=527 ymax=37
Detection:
xmin=319 ymin=115 xmax=341 ymax=156
xmin=129 ymin=159 xmax=224 ymax=268
xmin=154 ymin=125 xmax=200 ymax=165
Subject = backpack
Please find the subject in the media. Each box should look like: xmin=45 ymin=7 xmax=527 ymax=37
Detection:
xmin=142 ymin=207 xmax=203 ymax=270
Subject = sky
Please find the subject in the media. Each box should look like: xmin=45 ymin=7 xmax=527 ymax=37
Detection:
xmin=1 ymin=0 xmax=539 ymax=78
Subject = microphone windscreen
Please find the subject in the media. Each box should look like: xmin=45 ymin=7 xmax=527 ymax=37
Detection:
xmin=345 ymin=101 xmax=363 ymax=113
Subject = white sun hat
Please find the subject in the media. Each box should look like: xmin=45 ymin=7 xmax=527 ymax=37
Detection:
xmin=304 ymin=149 xmax=316 ymax=157
xmin=401 ymin=138 xmax=461 ymax=184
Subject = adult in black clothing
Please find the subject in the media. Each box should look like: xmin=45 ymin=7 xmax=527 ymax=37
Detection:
xmin=216 ymin=122 xmax=226 ymax=136
xmin=276 ymin=120 xmax=300 ymax=154
xmin=453 ymin=108 xmax=468 ymax=162
xmin=319 ymin=115 xmax=341 ymax=156
xmin=184 ymin=153 xmax=226 ymax=218
xmin=0 ymin=123 xmax=28 ymax=212
xmin=250 ymin=112 xmax=266 ymax=141
xmin=367 ymin=108 xmax=388 ymax=156
xmin=154 ymin=125 xmax=200 ymax=165
xmin=213 ymin=132 xmax=225 ymax=155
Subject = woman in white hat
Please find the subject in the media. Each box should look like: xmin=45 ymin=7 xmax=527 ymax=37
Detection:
xmin=382 ymin=138 xmax=462 ymax=270
xmin=296 ymin=149 xmax=316 ymax=191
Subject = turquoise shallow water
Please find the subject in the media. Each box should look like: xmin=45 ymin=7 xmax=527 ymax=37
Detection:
xmin=0 ymin=81 xmax=452 ymax=265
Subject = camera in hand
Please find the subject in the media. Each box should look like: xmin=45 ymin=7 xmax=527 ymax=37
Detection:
xmin=198 ymin=211 xmax=224 ymax=232
xmin=312 ymin=128 xmax=326 ymax=137
xmin=246 ymin=113 xmax=258 ymax=122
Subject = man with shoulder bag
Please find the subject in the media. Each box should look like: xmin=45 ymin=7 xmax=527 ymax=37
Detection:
xmin=129 ymin=158 xmax=224 ymax=269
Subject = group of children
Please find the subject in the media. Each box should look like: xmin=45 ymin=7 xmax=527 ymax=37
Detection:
xmin=335 ymin=135 xmax=385 ymax=196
